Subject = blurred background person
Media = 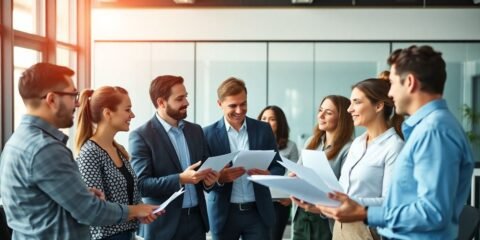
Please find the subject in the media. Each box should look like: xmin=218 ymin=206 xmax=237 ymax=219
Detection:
xmin=75 ymin=86 xmax=155 ymax=240
xmin=377 ymin=70 xmax=390 ymax=81
xmin=258 ymin=105 xmax=299 ymax=240
xmin=292 ymin=95 xmax=354 ymax=240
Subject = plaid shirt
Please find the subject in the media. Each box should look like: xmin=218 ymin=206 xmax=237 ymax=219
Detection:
xmin=0 ymin=115 xmax=128 ymax=240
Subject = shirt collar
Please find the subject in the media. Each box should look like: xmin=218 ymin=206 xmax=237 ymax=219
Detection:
xmin=156 ymin=113 xmax=185 ymax=132
xmin=22 ymin=115 xmax=69 ymax=144
xmin=359 ymin=127 xmax=397 ymax=145
xmin=224 ymin=117 xmax=247 ymax=132
xmin=402 ymin=99 xmax=447 ymax=139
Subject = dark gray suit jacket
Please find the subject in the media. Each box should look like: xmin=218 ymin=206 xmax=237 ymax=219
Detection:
xmin=129 ymin=115 xmax=209 ymax=240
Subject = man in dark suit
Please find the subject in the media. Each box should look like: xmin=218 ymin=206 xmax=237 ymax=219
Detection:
xmin=203 ymin=77 xmax=285 ymax=240
xmin=129 ymin=75 xmax=219 ymax=240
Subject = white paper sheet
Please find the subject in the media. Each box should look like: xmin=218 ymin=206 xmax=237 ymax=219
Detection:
xmin=153 ymin=187 xmax=185 ymax=214
xmin=232 ymin=150 xmax=276 ymax=170
xmin=198 ymin=151 xmax=239 ymax=172
xmin=301 ymin=150 xmax=344 ymax=192
xmin=248 ymin=175 xmax=339 ymax=206
xmin=278 ymin=159 xmax=331 ymax=193
xmin=270 ymin=187 xmax=290 ymax=200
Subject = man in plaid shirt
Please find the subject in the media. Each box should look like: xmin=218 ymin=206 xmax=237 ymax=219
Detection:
xmin=0 ymin=63 xmax=159 ymax=240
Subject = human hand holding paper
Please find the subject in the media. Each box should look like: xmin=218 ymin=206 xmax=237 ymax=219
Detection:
xmin=153 ymin=187 xmax=185 ymax=214
xmin=248 ymin=175 xmax=339 ymax=206
xmin=247 ymin=168 xmax=270 ymax=176
xmin=218 ymin=165 xmax=246 ymax=183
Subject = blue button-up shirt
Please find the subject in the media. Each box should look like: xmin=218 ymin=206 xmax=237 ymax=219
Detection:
xmin=368 ymin=99 xmax=475 ymax=240
xmin=156 ymin=114 xmax=198 ymax=208
xmin=224 ymin=118 xmax=256 ymax=203
xmin=0 ymin=115 xmax=128 ymax=240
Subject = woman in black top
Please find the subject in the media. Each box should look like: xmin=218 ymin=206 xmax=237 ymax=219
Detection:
xmin=75 ymin=86 xmax=157 ymax=240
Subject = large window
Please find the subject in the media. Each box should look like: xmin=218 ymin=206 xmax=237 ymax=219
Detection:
xmin=13 ymin=47 xmax=42 ymax=129
xmin=13 ymin=0 xmax=45 ymax=36
xmin=1 ymin=0 xmax=90 ymax=149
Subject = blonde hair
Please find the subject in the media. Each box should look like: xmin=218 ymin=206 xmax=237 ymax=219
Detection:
xmin=217 ymin=77 xmax=247 ymax=101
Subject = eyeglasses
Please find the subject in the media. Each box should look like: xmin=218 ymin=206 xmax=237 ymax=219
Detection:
xmin=41 ymin=91 xmax=79 ymax=102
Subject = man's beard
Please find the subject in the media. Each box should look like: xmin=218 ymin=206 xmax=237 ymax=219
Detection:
xmin=55 ymin=101 xmax=74 ymax=128
xmin=166 ymin=104 xmax=187 ymax=121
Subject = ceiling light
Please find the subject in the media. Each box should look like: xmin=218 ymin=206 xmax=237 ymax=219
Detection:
xmin=292 ymin=0 xmax=313 ymax=3
xmin=173 ymin=0 xmax=195 ymax=4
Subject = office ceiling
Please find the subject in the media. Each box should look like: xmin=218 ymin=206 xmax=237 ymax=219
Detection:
xmin=93 ymin=0 xmax=480 ymax=8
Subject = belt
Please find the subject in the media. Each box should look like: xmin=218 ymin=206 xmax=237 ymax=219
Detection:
xmin=230 ymin=202 xmax=256 ymax=211
xmin=181 ymin=206 xmax=199 ymax=216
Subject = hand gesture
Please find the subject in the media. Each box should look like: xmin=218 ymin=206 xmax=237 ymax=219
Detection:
xmin=247 ymin=168 xmax=270 ymax=176
xmin=278 ymin=198 xmax=292 ymax=206
xmin=314 ymin=192 xmax=366 ymax=223
xmin=218 ymin=165 xmax=246 ymax=183
xmin=203 ymin=171 xmax=220 ymax=187
xmin=88 ymin=187 xmax=105 ymax=201
xmin=291 ymin=196 xmax=323 ymax=214
xmin=179 ymin=161 xmax=212 ymax=185
xmin=128 ymin=204 xmax=160 ymax=222
xmin=139 ymin=209 xmax=165 ymax=224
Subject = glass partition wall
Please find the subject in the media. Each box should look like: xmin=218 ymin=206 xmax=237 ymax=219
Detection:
xmin=93 ymin=41 xmax=480 ymax=165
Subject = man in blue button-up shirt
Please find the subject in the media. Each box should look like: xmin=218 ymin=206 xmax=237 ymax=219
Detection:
xmin=203 ymin=77 xmax=285 ymax=240
xmin=0 ymin=63 xmax=159 ymax=240
xmin=293 ymin=45 xmax=475 ymax=240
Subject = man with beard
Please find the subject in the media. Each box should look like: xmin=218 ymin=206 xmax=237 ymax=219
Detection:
xmin=293 ymin=45 xmax=475 ymax=240
xmin=0 ymin=63 xmax=160 ymax=240
xmin=203 ymin=77 xmax=285 ymax=240
xmin=129 ymin=75 xmax=219 ymax=240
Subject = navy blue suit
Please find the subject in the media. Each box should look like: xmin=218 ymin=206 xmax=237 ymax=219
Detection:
xmin=203 ymin=117 xmax=285 ymax=238
xmin=129 ymin=116 xmax=209 ymax=240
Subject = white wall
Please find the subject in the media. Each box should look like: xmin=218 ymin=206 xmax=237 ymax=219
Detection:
xmin=92 ymin=8 xmax=480 ymax=41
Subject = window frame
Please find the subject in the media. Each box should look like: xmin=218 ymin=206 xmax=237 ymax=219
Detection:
xmin=0 ymin=0 xmax=91 ymax=150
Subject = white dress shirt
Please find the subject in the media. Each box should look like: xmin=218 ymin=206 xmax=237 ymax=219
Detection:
xmin=224 ymin=118 xmax=256 ymax=203
xmin=339 ymin=127 xmax=404 ymax=207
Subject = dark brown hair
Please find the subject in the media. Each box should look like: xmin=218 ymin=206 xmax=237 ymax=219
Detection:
xmin=257 ymin=105 xmax=290 ymax=150
xmin=388 ymin=45 xmax=446 ymax=94
xmin=307 ymin=95 xmax=354 ymax=160
xmin=18 ymin=63 xmax=75 ymax=107
xmin=352 ymin=78 xmax=404 ymax=139
xmin=149 ymin=75 xmax=184 ymax=108
xmin=217 ymin=77 xmax=247 ymax=101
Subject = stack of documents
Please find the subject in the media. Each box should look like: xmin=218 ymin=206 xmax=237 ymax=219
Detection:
xmin=198 ymin=150 xmax=276 ymax=172
xmin=248 ymin=150 xmax=342 ymax=207
xmin=153 ymin=187 xmax=185 ymax=214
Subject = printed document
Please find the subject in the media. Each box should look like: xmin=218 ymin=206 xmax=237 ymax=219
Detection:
xmin=153 ymin=187 xmax=185 ymax=214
